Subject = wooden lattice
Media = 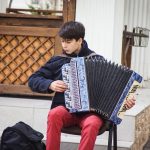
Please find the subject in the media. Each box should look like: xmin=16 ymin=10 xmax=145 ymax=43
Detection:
xmin=0 ymin=25 xmax=61 ymax=96
xmin=0 ymin=0 xmax=76 ymax=96
xmin=0 ymin=35 xmax=54 ymax=85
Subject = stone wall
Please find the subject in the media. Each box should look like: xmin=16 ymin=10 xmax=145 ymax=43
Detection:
xmin=131 ymin=105 xmax=150 ymax=150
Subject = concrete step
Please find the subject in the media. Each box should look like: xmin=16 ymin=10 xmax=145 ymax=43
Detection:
xmin=0 ymin=84 xmax=150 ymax=150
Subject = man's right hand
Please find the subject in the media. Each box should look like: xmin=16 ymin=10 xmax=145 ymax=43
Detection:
xmin=49 ymin=80 xmax=68 ymax=92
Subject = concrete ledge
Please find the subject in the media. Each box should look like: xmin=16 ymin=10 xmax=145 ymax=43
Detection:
xmin=0 ymin=97 xmax=51 ymax=139
xmin=0 ymin=85 xmax=150 ymax=150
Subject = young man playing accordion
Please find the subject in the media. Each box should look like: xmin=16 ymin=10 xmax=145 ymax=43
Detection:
xmin=28 ymin=21 xmax=135 ymax=150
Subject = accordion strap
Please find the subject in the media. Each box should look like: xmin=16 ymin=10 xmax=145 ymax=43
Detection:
xmin=59 ymin=52 xmax=97 ymax=58
xmin=86 ymin=52 xmax=97 ymax=58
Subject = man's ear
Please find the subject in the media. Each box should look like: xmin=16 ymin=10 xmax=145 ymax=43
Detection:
xmin=78 ymin=38 xmax=83 ymax=44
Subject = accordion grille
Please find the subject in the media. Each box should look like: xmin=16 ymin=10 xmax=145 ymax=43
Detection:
xmin=85 ymin=58 xmax=132 ymax=117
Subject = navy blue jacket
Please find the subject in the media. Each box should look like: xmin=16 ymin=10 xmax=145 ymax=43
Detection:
xmin=28 ymin=41 xmax=105 ymax=109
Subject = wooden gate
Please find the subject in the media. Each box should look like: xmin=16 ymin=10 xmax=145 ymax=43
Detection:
xmin=0 ymin=0 xmax=76 ymax=97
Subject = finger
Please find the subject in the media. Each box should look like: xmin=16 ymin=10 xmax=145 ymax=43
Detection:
xmin=127 ymin=95 xmax=136 ymax=101
xmin=56 ymin=83 xmax=68 ymax=89
xmin=126 ymin=101 xmax=135 ymax=108
xmin=128 ymin=97 xmax=136 ymax=102
xmin=124 ymin=104 xmax=130 ymax=110
xmin=124 ymin=102 xmax=133 ymax=109
xmin=55 ymin=87 xmax=66 ymax=92
xmin=129 ymin=99 xmax=136 ymax=104
xmin=57 ymin=84 xmax=67 ymax=89
xmin=125 ymin=101 xmax=135 ymax=109
xmin=56 ymin=80 xmax=66 ymax=85
xmin=126 ymin=100 xmax=133 ymax=105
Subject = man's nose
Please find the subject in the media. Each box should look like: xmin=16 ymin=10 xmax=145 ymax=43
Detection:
xmin=62 ymin=42 xmax=67 ymax=48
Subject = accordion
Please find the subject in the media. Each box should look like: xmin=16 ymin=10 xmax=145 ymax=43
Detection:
xmin=62 ymin=57 xmax=142 ymax=124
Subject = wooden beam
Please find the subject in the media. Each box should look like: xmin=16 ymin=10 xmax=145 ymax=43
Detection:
xmin=0 ymin=84 xmax=54 ymax=97
xmin=0 ymin=25 xmax=59 ymax=37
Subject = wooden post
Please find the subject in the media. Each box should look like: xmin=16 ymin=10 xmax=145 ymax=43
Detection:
xmin=63 ymin=0 xmax=76 ymax=22
xmin=121 ymin=26 xmax=133 ymax=68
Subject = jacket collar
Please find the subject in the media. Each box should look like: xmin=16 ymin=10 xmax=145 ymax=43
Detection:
xmin=62 ymin=40 xmax=93 ymax=57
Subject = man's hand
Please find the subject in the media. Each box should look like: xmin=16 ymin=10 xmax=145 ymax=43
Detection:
xmin=49 ymin=80 xmax=68 ymax=92
xmin=124 ymin=96 xmax=136 ymax=110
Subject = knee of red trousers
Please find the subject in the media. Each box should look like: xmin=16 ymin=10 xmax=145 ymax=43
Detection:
xmin=47 ymin=106 xmax=67 ymax=124
xmin=81 ymin=115 xmax=103 ymax=135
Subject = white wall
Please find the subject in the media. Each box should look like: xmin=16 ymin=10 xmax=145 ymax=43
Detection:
xmin=124 ymin=0 xmax=150 ymax=80
xmin=76 ymin=0 xmax=124 ymax=64
xmin=112 ymin=0 xmax=125 ymax=63
xmin=76 ymin=0 xmax=150 ymax=80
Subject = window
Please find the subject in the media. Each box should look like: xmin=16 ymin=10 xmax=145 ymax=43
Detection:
xmin=8 ymin=0 xmax=63 ymax=11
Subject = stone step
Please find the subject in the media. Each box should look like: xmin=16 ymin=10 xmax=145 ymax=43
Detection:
xmin=0 ymin=85 xmax=150 ymax=150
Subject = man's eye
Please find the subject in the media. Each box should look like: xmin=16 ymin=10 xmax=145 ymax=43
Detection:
xmin=66 ymin=41 xmax=71 ymax=43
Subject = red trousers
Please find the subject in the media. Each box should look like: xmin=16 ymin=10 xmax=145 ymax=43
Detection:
xmin=46 ymin=106 xmax=103 ymax=150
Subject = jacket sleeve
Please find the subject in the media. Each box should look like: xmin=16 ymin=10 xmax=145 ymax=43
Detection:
xmin=28 ymin=57 xmax=60 ymax=93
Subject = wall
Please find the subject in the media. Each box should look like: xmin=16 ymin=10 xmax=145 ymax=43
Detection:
xmin=124 ymin=0 xmax=150 ymax=80
xmin=76 ymin=0 xmax=124 ymax=63
xmin=76 ymin=0 xmax=150 ymax=80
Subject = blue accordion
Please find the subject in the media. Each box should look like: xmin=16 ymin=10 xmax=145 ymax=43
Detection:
xmin=62 ymin=57 xmax=143 ymax=124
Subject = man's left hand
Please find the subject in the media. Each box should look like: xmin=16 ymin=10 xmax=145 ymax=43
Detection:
xmin=124 ymin=96 xmax=136 ymax=110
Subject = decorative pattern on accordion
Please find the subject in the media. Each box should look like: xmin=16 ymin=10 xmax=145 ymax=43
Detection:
xmin=62 ymin=57 xmax=143 ymax=125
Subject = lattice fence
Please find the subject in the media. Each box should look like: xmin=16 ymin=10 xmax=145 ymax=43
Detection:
xmin=0 ymin=35 xmax=55 ymax=85
xmin=0 ymin=25 xmax=61 ymax=96
xmin=0 ymin=0 xmax=76 ymax=96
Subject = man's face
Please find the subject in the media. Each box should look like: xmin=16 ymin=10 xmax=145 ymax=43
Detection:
xmin=60 ymin=38 xmax=82 ymax=54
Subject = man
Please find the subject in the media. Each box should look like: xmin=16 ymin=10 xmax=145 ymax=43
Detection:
xmin=28 ymin=21 xmax=135 ymax=150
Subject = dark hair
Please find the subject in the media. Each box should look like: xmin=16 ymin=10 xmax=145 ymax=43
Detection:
xmin=58 ymin=21 xmax=85 ymax=40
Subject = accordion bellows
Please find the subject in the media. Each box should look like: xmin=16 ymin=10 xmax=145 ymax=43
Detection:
xmin=62 ymin=57 xmax=143 ymax=124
